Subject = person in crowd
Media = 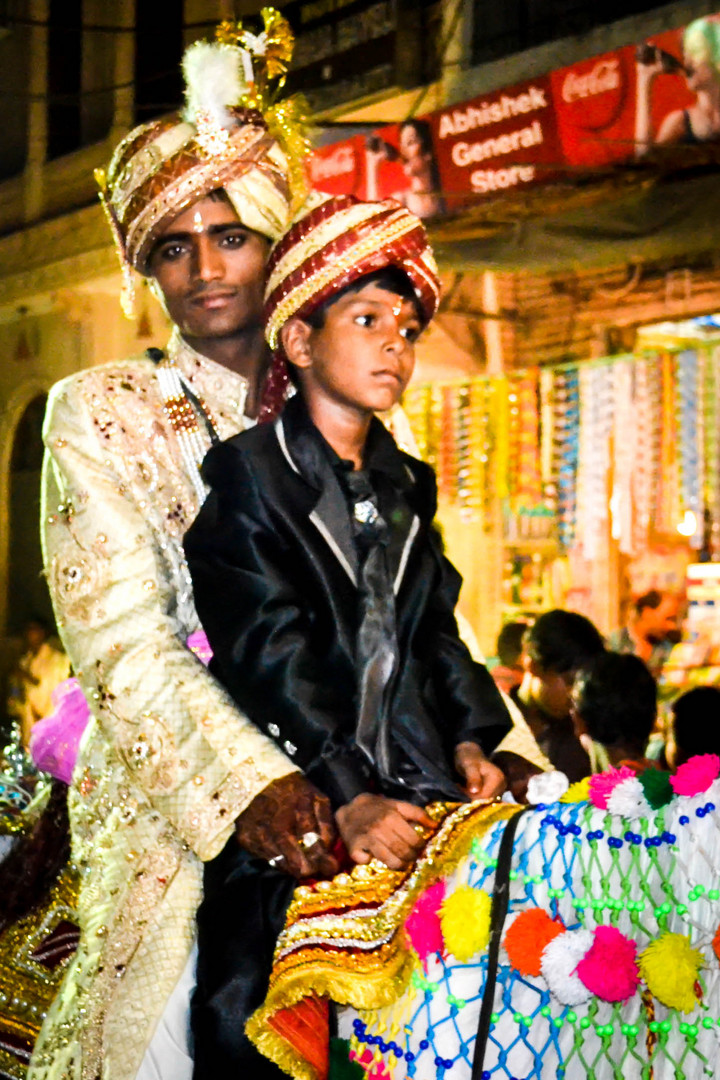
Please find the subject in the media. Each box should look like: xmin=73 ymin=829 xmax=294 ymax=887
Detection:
xmin=666 ymin=685 xmax=720 ymax=768
xmin=608 ymin=589 xmax=682 ymax=678
xmin=28 ymin=21 xmax=339 ymax=1080
xmin=502 ymin=609 xmax=605 ymax=784
xmin=7 ymin=618 xmax=70 ymax=751
xmin=184 ymin=193 xmax=512 ymax=1073
xmin=570 ymin=651 xmax=658 ymax=774
xmin=490 ymin=620 xmax=529 ymax=696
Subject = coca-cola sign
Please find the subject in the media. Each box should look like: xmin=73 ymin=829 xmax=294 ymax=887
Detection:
xmin=561 ymin=59 xmax=621 ymax=102
xmin=555 ymin=54 xmax=628 ymax=131
xmin=308 ymin=15 xmax=710 ymax=210
xmin=309 ymin=145 xmax=357 ymax=183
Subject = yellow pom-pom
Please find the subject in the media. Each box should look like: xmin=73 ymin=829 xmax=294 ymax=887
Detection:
xmin=639 ymin=933 xmax=704 ymax=1013
xmin=561 ymin=777 xmax=591 ymax=803
xmin=440 ymin=886 xmax=491 ymax=962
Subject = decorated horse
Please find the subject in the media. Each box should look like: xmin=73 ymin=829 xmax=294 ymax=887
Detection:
xmin=248 ymin=756 xmax=720 ymax=1080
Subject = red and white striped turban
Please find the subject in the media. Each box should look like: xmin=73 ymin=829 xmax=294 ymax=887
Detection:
xmin=264 ymin=194 xmax=440 ymax=350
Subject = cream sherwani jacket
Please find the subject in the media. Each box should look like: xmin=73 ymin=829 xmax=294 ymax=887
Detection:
xmin=29 ymin=333 xmax=296 ymax=1080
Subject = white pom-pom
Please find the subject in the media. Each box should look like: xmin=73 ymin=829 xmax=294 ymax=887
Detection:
xmin=526 ymin=770 xmax=570 ymax=805
xmin=183 ymin=42 xmax=247 ymax=129
xmin=606 ymin=775 xmax=651 ymax=819
xmin=541 ymin=929 xmax=593 ymax=1006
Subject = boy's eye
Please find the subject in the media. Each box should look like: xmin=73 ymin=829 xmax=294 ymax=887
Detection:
xmin=400 ymin=324 xmax=421 ymax=343
xmin=354 ymin=313 xmax=376 ymax=328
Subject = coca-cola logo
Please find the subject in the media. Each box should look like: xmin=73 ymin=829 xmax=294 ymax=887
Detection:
xmin=309 ymin=145 xmax=356 ymax=182
xmin=562 ymin=59 xmax=620 ymax=102
xmin=556 ymin=52 xmax=628 ymax=132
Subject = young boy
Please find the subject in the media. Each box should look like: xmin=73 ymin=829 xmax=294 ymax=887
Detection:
xmin=183 ymin=194 xmax=512 ymax=1075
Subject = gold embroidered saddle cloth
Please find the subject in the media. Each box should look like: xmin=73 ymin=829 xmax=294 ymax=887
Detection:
xmin=247 ymin=801 xmax=518 ymax=1080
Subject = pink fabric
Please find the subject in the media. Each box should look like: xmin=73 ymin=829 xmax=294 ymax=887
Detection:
xmin=29 ymin=631 xmax=214 ymax=783
xmin=29 ymin=678 xmax=91 ymax=784
xmin=186 ymin=628 xmax=213 ymax=666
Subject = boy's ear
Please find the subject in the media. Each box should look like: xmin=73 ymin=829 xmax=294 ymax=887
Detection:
xmin=280 ymin=318 xmax=313 ymax=370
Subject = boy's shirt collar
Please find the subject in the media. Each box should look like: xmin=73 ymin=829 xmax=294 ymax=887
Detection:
xmin=281 ymin=392 xmax=413 ymax=493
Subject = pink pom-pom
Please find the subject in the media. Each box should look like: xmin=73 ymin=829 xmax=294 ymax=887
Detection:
xmin=670 ymin=754 xmax=720 ymax=797
xmin=575 ymin=925 xmax=639 ymax=1003
xmin=588 ymin=766 xmax=637 ymax=809
xmin=405 ymin=880 xmax=446 ymax=965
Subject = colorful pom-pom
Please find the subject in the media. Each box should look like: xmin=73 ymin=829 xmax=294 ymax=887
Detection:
xmin=560 ymin=777 xmax=591 ymax=803
xmin=606 ymin=776 xmax=652 ymax=820
xmin=589 ymin=766 xmax=637 ymax=810
xmin=638 ymin=933 xmax=704 ymax=1013
xmin=405 ymin=880 xmax=446 ymax=966
xmin=527 ymin=770 xmax=569 ymax=805
xmin=670 ymin=754 xmax=720 ymax=797
xmin=575 ymin=925 xmax=639 ymax=1003
xmin=541 ymin=929 xmax=594 ymax=1006
xmin=639 ymin=769 xmax=674 ymax=810
xmin=504 ymin=908 xmax=565 ymax=976
xmin=440 ymin=886 xmax=491 ymax=962
xmin=713 ymin=923 xmax=720 ymax=966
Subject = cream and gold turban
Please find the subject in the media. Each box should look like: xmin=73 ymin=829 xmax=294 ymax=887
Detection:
xmin=96 ymin=12 xmax=307 ymax=312
xmin=104 ymin=107 xmax=291 ymax=275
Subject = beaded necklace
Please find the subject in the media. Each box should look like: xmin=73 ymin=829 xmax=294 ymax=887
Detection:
xmin=149 ymin=341 xmax=220 ymax=505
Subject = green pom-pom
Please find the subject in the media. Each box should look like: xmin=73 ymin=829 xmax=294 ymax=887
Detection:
xmin=329 ymin=1038 xmax=365 ymax=1080
xmin=639 ymin=769 xmax=674 ymax=810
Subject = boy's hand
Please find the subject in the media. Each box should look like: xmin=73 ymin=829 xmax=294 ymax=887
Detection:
xmin=336 ymin=794 xmax=434 ymax=870
xmin=454 ymin=741 xmax=506 ymax=800
xmin=235 ymin=773 xmax=339 ymax=880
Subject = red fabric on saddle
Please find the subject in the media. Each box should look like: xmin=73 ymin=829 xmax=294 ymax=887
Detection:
xmin=267 ymin=996 xmax=330 ymax=1080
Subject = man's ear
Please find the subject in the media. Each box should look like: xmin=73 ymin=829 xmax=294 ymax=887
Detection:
xmin=280 ymin=318 xmax=313 ymax=370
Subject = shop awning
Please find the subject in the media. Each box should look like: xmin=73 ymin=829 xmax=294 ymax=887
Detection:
xmin=430 ymin=169 xmax=720 ymax=274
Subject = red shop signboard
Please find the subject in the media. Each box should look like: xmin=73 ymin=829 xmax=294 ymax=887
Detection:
xmin=309 ymin=14 xmax=715 ymax=216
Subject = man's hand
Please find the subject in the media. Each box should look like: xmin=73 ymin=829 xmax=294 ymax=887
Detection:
xmin=455 ymin=741 xmax=506 ymax=800
xmin=336 ymin=793 xmax=434 ymax=870
xmin=235 ymin=773 xmax=339 ymax=880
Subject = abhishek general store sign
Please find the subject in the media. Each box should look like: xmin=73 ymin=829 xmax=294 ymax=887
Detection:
xmin=309 ymin=14 xmax=719 ymax=216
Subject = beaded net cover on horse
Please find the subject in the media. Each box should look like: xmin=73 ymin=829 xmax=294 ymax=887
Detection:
xmin=248 ymin=755 xmax=720 ymax=1080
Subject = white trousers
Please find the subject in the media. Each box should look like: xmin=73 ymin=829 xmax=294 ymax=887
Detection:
xmin=135 ymin=943 xmax=197 ymax=1080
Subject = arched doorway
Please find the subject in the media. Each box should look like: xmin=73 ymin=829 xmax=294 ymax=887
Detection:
xmin=7 ymin=395 xmax=52 ymax=635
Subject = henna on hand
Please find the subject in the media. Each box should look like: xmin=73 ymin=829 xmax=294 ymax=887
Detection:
xmin=235 ymin=772 xmax=339 ymax=880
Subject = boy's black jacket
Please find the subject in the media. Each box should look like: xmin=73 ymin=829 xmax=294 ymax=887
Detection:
xmin=184 ymin=393 xmax=511 ymax=809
